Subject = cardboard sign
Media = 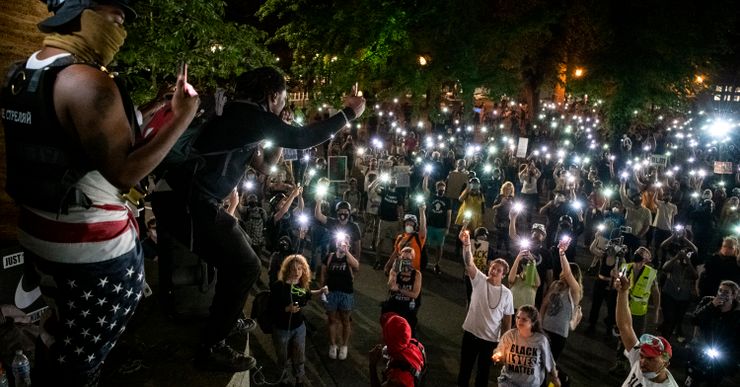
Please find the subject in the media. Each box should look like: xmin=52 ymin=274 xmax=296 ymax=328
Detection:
xmin=393 ymin=166 xmax=411 ymax=188
xmin=1 ymin=246 xmax=47 ymax=322
xmin=649 ymin=154 xmax=668 ymax=167
xmin=328 ymin=156 xmax=348 ymax=182
xmin=283 ymin=148 xmax=298 ymax=161
xmin=714 ymin=161 xmax=733 ymax=174
xmin=516 ymin=137 xmax=529 ymax=158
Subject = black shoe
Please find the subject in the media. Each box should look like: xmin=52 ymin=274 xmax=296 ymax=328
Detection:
xmin=229 ymin=318 xmax=258 ymax=337
xmin=196 ymin=341 xmax=257 ymax=372
xmin=373 ymin=260 xmax=383 ymax=270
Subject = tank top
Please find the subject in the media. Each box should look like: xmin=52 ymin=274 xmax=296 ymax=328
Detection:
xmin=542 ymin=288 xmax=573 ymax=338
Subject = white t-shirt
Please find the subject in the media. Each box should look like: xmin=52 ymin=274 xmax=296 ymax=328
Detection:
xmin=652 ymin=201 xmax=677 ymax=231
xmin=622 ymin=347 xmax=678 ymax=387
xmin=462 ymin=270 xmax=514 ymax=342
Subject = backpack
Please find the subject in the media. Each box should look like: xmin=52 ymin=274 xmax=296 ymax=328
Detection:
xmin=250 ymin=290 xmax=273 ymax=334
xmin=386 ymin=338 xmax=427 ymax=387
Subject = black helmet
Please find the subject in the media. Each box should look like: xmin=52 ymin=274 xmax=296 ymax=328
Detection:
xmin=335 ymin=201 xmax=352 ymax=212
xmin=469 ymin=177 xmax=481 ymax=185
xmin=558 ymin=215 xmax=573 ymax=226
xmin=474 ymin=227 xmax=489 ymax=239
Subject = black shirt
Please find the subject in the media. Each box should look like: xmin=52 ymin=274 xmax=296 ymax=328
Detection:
xmin=378 ymin=187 xmax=405 ymax=221
xmin=324 ymin=217 xmax=362 ymax=254
xmin=427 ymin=195 xmax=451 ymax=228
xmin=269 ymin=281 xmax=312 ymax=330
xmin=322 ymin=252 xmax=354 ymax=293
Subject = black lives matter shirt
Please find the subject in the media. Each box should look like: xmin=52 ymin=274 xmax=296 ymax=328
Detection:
xmin=427 ymin=195 xmax=451 ymax=228
xmin=378 ymin=187 xmax=405 ymax=222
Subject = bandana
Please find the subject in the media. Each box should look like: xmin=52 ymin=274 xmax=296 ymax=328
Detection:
xmin=43 ymin=9 xmax=126 ymax=66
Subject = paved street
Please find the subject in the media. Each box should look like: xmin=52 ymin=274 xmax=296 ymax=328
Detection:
xmin=101 ymin=233 xmax=739 ymax=386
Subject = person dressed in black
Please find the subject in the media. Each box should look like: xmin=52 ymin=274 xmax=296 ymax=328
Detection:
xmin=315 ymin=200 xmax=362 ymax=256
xmin=158 ymin=66 xmax=365 ymax=371
xmin=369 ymin=174 xmax=406 ymax=269
xmin=381 ymin=247 xmax=422 ymax=335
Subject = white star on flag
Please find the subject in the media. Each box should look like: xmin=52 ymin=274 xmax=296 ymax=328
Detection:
xmin=125 ymin=267 xmax=135 ymax=278
xmin=96 ymin=297 xmax=108 ymax=306
xmin=87 ymin=354 xmax=95 ymax=363
xmin=111 ymin=304 xmax=121 ymax=314
xmin=113 ymin=283 xmax=123 ymax=293
xmin=137 ymin=272 xmax=144 ymax=281
xmin=64 ymin=337 xmax=72 ymax=346
xmin=97 ymin=316 xmax=107 ymax=327
xmin=81 ymin=290 xmax=93 ymax=300
xmin=123 ymin=306 xmax=131 ymax=315
xmin=74 ymin=347 xmax=84 ymax=356
xmin=81 ymin=309 xmax=91 ymax=318
xmin=108 ymin=320 xmax=118 ymax=330
xmin=136 ymin=291 xmax=142 ymax=301
xmin=65 ymin=319 xmax=75 ymax=328
xmin=81 ymin=328 xmax=91 ymax=338
xmin=67 ymin=279 xmax=77 ymax=288
xmin=125 ymin=289 xmax=133 ymax=298
xmin=58 ymin=355 xmax=66 ymax=364
xmin=98 ymin=277 xmax=109 ymax=288
xmin=92 ymin=334 xmax=101 ymax=344
xmin=67 ymin=300 xmax=76 ymax=310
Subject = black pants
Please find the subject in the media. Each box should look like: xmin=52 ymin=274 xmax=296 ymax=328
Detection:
xmin=458 ymin=330 xmax=497 ymax=387
xmin=658 ymin=293 xmax=690 ymax=340
xmin=545 ymin=330 xmax=568 ymax=361
xmin=651 ymin=228 xmax=672 ymax=267
xmin=588 ymin=278 xmax=616 ymax=329
xmin=190 ymin=200 xmax=262 ymax=347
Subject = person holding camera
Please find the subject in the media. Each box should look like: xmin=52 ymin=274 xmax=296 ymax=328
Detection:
xmin=658 ymin=249 xmax=698 ymax=341
xmin=270 ymin=255 xmax=329 ymax=387
xmin=698 ymin=236 xmax=740 ymax=298
xmin=519 ymin=161 xmax=542 ymax=227
xmin=458 ymin=229 xmax=514 ymax=387
xmin=381 ymin=247 xmax=423 ymax=335
xmin=687 ymin=280 xmax=740 ymax=386
xmin=619 ymin=180 xmax=652 ymax=257
xmin=508 ymin=248 xmax=541 ymax=313
xmin=320 ymin=235 xmax=360 ymax=360
xmin=586 ymin=225 xmax=622 ymax=336
xmin=315 ymin=200 xmax=362 ymax=256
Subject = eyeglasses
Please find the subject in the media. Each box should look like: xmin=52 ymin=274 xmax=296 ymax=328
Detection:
xmin=290 ymin=284 xmax=307 ymax=296
xmin=639 ymin=334 xmax=664 ymax=352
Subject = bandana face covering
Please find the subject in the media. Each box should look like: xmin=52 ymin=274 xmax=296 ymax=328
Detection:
xmin=43 ymin=9 xmax=127 ymax=66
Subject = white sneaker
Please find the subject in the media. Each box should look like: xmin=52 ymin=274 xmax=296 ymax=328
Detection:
xmin=338 ymin=345 xmax=348 ymax=360
xmin=328 ymin=345 xmax=338 ymax=359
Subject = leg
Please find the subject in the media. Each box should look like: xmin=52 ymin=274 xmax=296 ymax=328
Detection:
xmin=588 ymin=279 xmax=607 ymax=329
xmin=457 ymin=331 xmax=478 ymax=387
xmin=339 ymin=310 xmax=353 ymax=347
xmin=473 ymin=339 xmax=497 ymax=387
xmin=291 ymin=324 xmax=307 ymax=383
xmin=327 ymin=311 xmax=339 ymax=347
xmin=272 ymin=328 xmax=291 ymax=383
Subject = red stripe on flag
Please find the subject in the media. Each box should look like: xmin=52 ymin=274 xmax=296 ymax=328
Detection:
xmin=19 ymin=208 xmax=131 ymax=243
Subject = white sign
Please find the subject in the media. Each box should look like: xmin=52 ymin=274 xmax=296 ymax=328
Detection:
xmin=649 ymin=154 xmax=667 ymax=167
xmin=516 ymin=137 xmax=529 ymax=158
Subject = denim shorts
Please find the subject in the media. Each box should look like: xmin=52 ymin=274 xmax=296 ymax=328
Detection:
xmin=324 ymin=291 xmax=354 ymax=312
xmin=426 ymin=226 xmax=446 ymax=247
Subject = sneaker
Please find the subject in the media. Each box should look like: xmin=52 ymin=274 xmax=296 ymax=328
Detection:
xmin=338 ymin=345 xmax=348 ymax=360
xmin=328 ymin=344 xmax=338 ymax=359
xmin=433 ymin=264 xmax=442 ymax=275
xmin=196 ymin=341 xmax=257 ymax=372
xmin=229 ymin=318 xmax=257 ymax=337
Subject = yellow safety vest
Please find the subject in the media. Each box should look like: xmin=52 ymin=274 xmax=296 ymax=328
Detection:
xmin=621 ymin=263 xmax=657 ymax=316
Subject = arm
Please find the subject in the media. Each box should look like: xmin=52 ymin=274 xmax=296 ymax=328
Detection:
xmin=651 ymin=279 xmax=661 ymax=323
xmin=589 ymin=237 xmax=605 ymax=257
xmin=345 ymin=250 xmax=360 ymax=272
xmin=615 ymin=276 xmax=639 ymax=350
xmin=269 ymin=105 xmax=363 ymax=149
xmin=401 ymin=271 xmax=422 ymax=299
xmin=460 ymin=229 xmax=478 ymax=279
xmin=418 ymin=203 xmax=427 ymax=240
xmin=58 ymin=65 xmax=199 ymax=189
xmin=508 ymin=209 xmax=518 ymax=240
xmin=226 ymin=189 xmax=239 ymax=216
xmin=422 ymin=174 xmax=429 ymax=194
xmin=314 ymin=199 xmax=328 ymax=224
xmin=501 ymin=314 xmax=512 ymax=334
xmin=539 ymin=200 xmax=552 ymax=216
xmin=458 ymin=186 xmax=470 ymax=202
xmin=273 ymin=192 xmax=297 ymax=221
xmin=508 ymin=252 xmax=523 ymax=284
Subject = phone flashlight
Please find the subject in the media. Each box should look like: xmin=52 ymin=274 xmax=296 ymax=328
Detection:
xmin=705 ymin=347 xmax=721 ymax=360
xmin=415 ymin=194 xmax=425 ymax=204
xmin=298 ymin=214 xmax=309 ymax=226
xmin=561 ymin=235 xmax=571 ymax=244
xmin=572 ymin=201 xmax=583 ymax=210
xmin=597 ymin=224 xmax=605 ymax=232
xmin=603 ymin=188 xmax=613 ymax=198
xmin=244 ymin=181 xmax=255 ymax=191
xmin=513 ymin=202 xmax=524 ymax=213
xmin=519 ymin=239 xmax=531 ymax=250
xmin=316 ymin=184 xmax=328 ymax=198
xmin=463 ymin=210 xmax=473 ymax=220
xmin=380 ymin=173 xmax=390 ymax=183
xmin=424 ymin=164 xmax=433 ymax=174
xmin=335 ymin=232 xmax=347 ymax=241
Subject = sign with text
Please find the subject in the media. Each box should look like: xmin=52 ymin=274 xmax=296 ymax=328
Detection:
xmin=283 ymin=148 xmax=298 ymax=161
xmin=649 ymin=154 xmax=668 ymax=167
xmin=714 ymin=161 xmax=733 ymax=174
xmin=394 ymin=166 xmax=411 ymax=188
xmin=516 ymin=137 xmax=529 ymax=158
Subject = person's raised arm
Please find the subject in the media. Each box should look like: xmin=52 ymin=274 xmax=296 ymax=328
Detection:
xmin=557 ymin=240 xmax=581 ymax=303
xmin=509 ymin=251 xmax=524 ymax=284
xmin=508 ymin=208 xmax=519 ymax=240
xmin=314 ymin=197 xmax=328 ymax=224
xmin=418 ymin=202 xmax=427 ymax=240
xmin=539 ymin=200 xmax=552 ymax=216
xmin=460 ymin=229 xmax=478 ymax=279
xmin=615 ymin=275 xmax=638 ymax=350
xmin=422 ymin=174 xmax=430 ymax=194
xmin=63 ymin=64 xmax=199 ymax=189
xmin=651 ymin=280 xmax=661 ymax=324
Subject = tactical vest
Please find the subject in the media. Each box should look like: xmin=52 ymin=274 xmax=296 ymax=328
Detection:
xmin=623 ymin=263 xmax=657 ymax=316
xmin=1 ymin=55 xmax=137 ymax=213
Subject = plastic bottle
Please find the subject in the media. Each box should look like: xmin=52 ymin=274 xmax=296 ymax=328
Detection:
xmin=0 ymin=361 xmax=9 ymax=387
xmin=11 ymin=350 xmax=31 ymax=387
xmin=524 ymin=259 xmax=537 ymax=287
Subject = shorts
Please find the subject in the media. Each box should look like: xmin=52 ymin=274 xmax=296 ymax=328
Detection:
xmin=426 ymin=226 xmax=446 ymax=248
xmin=377 ymin=219 xmax=400 ymax=241
xmin=324 ymin=291 xmax=354 ymax=312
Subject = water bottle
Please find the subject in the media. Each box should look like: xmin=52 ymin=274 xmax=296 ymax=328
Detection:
xmin=0 ymin=361 xmax=9 ymax=387
xmin=409 ymin=299 xmax=416 ymax=311
xmin=524 ymin=260 xmax=537 ymax=287
xmin=11 ymin=350 xmax=31 ymax=387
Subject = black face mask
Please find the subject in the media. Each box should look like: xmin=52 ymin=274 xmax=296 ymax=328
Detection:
xmin=279 ymin=242 xmax=291 ymax=252
xmin=437 ymin=189 xmax=445 ymax=196
xmin=633 ymin=253 xmax=644 ymax=263
xmin=248 ymin=201 xmax=258 ymax=207
xmin=338 ymin=213 xmax=349 ymax=221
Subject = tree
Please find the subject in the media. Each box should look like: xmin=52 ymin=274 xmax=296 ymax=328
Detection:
xmin=117 ymin=0 xmax=274 ymax=104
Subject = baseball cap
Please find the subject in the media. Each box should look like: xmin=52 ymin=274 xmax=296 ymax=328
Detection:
xmin=531 ymin=223 xmax=547 ymax=236
xmin=38 ymin=0 xmax=138 ymax=33
xmin=638 ymin=334 xmax=672 ymax=359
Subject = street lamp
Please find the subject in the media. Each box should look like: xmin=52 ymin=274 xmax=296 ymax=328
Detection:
xmin=574 ymin=68 xmax=585 ymax=78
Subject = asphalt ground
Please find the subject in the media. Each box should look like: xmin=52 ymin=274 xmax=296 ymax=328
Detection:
xmin=100 ymin=224 xmax=740 ymax=386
